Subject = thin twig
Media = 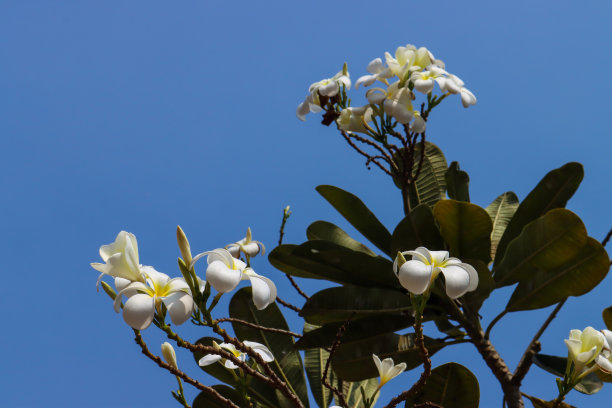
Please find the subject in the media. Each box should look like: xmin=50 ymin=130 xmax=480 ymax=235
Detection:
xmin=276 ymin=295 xmax=302 ymax=312
xmin=277 ymin=205 xmax=310 ymax=301
xmin=602 ymin=227 xmax=612 ymax=247
xmin=215 ymin=317 xmax=302 ymax=338
xmin=133 ymin=330 xmax=241 ymax=408
xmin=340 ymin=130 xmax=392 ymax=176
xmin=322 ymin=315 xmax=354 ymax=408
xmin=346 ymin=132 xmax=399 ymax=173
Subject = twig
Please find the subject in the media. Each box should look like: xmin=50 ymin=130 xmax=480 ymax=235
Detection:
xmin=346 ymin=132 xmax=399 ymax=173
xmin=602 ymin=227 xmax=612 ymax=248
xmin=340 ymin=130 xmax=392 ymax=176
xmin=133 ymin=330 xmax=240 ymax=408
xmin=485 ymin=309 xmax=508 ymax=339
xmin=215 ymin=317 xmax=302 ymax=338
xmin=276 ymin=205 xmax=310 ymax=301
xmin=276 ymin=295 xmax=302 ymax=312
xmin=322 ymin=315 xmax=354 ymax=408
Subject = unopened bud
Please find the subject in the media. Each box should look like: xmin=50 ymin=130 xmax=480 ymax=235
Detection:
xmin=395 ymin=252 xmax=407 ymax=268
xmin=100 ymin=281 xmax=117 ymax=301
xmin=176 ymin=226 xmax=192 ymax=266
xmin=161 ymin=342 xmax=178 ymax=369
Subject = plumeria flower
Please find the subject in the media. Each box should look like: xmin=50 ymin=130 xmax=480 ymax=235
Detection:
xmin=337 ymin=106 xmax=374 ymax=133
xmin=296 ymin=66 xmax=350 ymax=121
xmin=373 ymin=354 xmax=407 ymax=390
xmin=226 ymin=227 xmax=266 ymax=258
xmin=385 ymin=45 xmax=434 ymax=82
xmin=393 ymin=247 xmax=478 ymax=299
xmin=410 ymin=65 xmax=448 ymax=94
xmin=383 ymin=82 xmax=417 ymax=124
xmin=91 ymin=231 xmax=146 ymax=290
xmin=191 ymin=248 xmax=277 ymax=310
xmin=355 ymin=58 xmax=393 ymax=88
xmin=460 ymin=87 xmax=477 ymax=108
xmin=435 ymin=74 xmax=477 ymax=108
xmin=595 ymin=330 xmax=612 ymax=373
xmin=112 ymin=266 xmax=194 ymax=330
xmin=198 ymin=341 xmax=274 ymax=369
xmin=565 ymin=327 xmax=606 ymax=374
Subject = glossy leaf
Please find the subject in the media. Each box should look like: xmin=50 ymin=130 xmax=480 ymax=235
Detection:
xmin=340 ymin=378 xmax=380 ymax=408
xmin=534 ymin=354 xmax=603 ymax=395
xmin=603 ymin=306 xmax=612 ymax=331
xmin=445 ymin=161 xmax=470 ymax=202
xmin=331 ymin=332 xmax=446 ymax=381
xmin=494 ymin=162 xmax=584 ymax=266
xmin=229 ymin=288 xmax=310 ymax=408
xmin=299 ymin=286 xmax=412 ymax=325
xmin=296 ymin=314 xmax=414 ymax=349
xmin=270 ymin=240 xmax=398 ymax=288
xmin=506 ymin=237 xmax=609 ymax=311
xmin=486 ymin=191 xmax=519 ymax=261
xmin=307 ymin=220 xmax=376 ymax=256
xmin=406 ymin=363 xmax=479 ymax=408
xmin=390 ymin=204 xmax=444 ymax=255
xmin=303 ymin=324 xmax=334 ymax=408
xmin=192 ymin=385 xmax=248 ymax=408
xmin=316 ymin=185 xmax=392 ymax=255
xmin=399 ymin=142 xmax=448 ymax=209
xmin=493 ymin=209 xmax=588 ymax=288
xmin=433 ymin=200 xmax=492 ymax=263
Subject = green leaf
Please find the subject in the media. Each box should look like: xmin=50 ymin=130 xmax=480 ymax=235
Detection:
xmin=406 ymin=363 xmax=479 ymax=408
xmin=506 ymin=237 xmax=609 ymax=311
xmin=486 ymin=191 xmax=519 ymax=261
xmin=296 ymin=314 xmax=414 ymax=349
xmin=192 ymin=337 xmax=279 ymax=407
xmin=533 ymin=354 xmax=603 ymax=395
xmin=603 ymin=306 xmax=612 ymax=330
xmin=229 ymin=288 xmax=310 ymax=408
xmin=270 ymin=241 xmax=398 ymax=289
xmin=341 ymin=378 xmax=380 ymax=408
xmin=303 ymin=324 xmax=334 ymax=408
xmin=493 ymin=162 xmax=584 ymax=266
xmin=445 ymin=161 xmax=470 ymax=202
xmin=316 ymin=185 xmax=392 ymax=255
xmin=331 ymin=332 xmax=446 ymax=381
xmin=397 ymin=142 xmax=448 ymax=209
xmin=463 ymin=260 xmax=495 ymax=312
xmin=299 ymin=286 xmax=412 ymax=325
xmin=493 ymin=209 xmax=588 ymax=287
xmin=390 ymin=204 xmax=444 ymax=255
xmin=522 ymin=394 xmax=575 ymax=408
xmin=306 ymin=220 xmax=376 ymax=256
xmin=192 ymin=385 xmax=248 ymax=408
xmin=433 ymin=200 xmax=493 ymax=263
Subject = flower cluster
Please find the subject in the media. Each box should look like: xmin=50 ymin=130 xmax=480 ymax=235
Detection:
xmin=198 ymin=341 xmax=274 ymax=369
xmin=564 ymin=327 xmax=612 ymax=381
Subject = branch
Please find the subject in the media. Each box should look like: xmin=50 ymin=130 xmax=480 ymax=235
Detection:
xmin=215 ymin=317 xmax=302 ymax=338
xmin=133 ymin=330 xmax=240 ymax=408
xmin=322 ymin=315 xmax=353 ymax=408
xmin=276 ymin=295 xmax=302 ymax=312
xmin=340 ymin=130 xmax=392 ymax=176
xmin=602 ymin=227 xmax=612 ymax=248
xmin=276 ymin=205 xmax=310 ymax=301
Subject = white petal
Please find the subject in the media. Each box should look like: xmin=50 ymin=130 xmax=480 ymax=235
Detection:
xmin=372 ymin=354 xmax=383 ymax=376
xmin=226 ymin=244 xmax=240 ymax=258
xmin=413 ymin=78 xmax=434 ymax=94
xmin=596 ymin=355 xmax=612 ymax=373
xmin=198 ymin=354 xmax=222 ymax=367
xmin=380 ymin=357 xmax=395 ymax=377
xmin=122 ymin=293 xmax=155 ymax=330
xmin=458 ymin=263 xmax=479 ymax=292
xmin=565 ymin=338 xmax=582 ymax=360
xmin=429 ymin=250 xmax=449 ymax=265
xmin=206 ymin=260 xmax=242 ymax=293
xmin=319 ymin=82 xmax=339 ymax=97
xmin=460 ymin=88 xmax=477 ymax=108
xmin=142 ymin=266 xmax=170 ymax=288
xmin=248 ymin=274 xmax=277 ymax=310
xmin=367 ymin=58 xmax=384 ymax=74
xmin=114 ymin=277 xmax=132 ymax=292
xmin=385 ymin=362 xmax=407 ymax=381
xmin=356 ymin=74 xmax=376 ymax=89
xmin=165 ymin=277 xmax=190 ymax=293
xmin=397 ymin=260 xmax=433 ymax=294
xmin=163 ymin=292 xmax=194 ymax=326
xmin=411 ymin=116 xmax=426 ymax=134
xmin=224 ymin=359 xmax=241 ymax=369
xmin=244 ymin=341 xmax=274 ymax=362
xmin=242 ymin=242 xmax=261 ymax=257
xmin=439 ymin=265 xmax=471 ymax=299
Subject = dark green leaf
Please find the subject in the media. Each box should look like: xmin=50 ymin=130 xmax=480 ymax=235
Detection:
xmin=192 ymin=385 xmax=248 ymax=408
xmin=486 ymin=191 xmax=519 ymax=261
xmin=331 ymin=332 xmax=445 ymax=381
xmin=296 ymin=314 xmax=414 ymax=349
xmin=340 ymin=378 xmax=380 ymax=408
xmin=270 ymin=241 xmax=398 ymax=289
xmin=433 ymin=200 xmax=492 ymax=263
xmin=229 ymin=288 xmax=310 ymax=408
xmin=307 ymin=221 xmax=376 ymax=256
xmin=299 ymin=286 xmax=412 ymax=325
xmin=494 ymin=162 xmax=584 ymax=266
xmin=390 ymin=204 xmax=444 ymax=255
xmin=533 ymin=354 xmax=603 ymax=394
xmin=493 ymin=209 xmax=588 ymax=287
xmin=603 ymin=306 xmax=612 ymax=331
xmin=303 ymin=324 xmax=334 ymax=408
xmin=316 ymin=185 xmax=392 ymax=255
xmin=506 ymin=237 xmax=609 ymax=311
xmin=445 ymin=161 xmax=470 ymax=202
xmin=407 ymin=363 xmax=479 ymax=408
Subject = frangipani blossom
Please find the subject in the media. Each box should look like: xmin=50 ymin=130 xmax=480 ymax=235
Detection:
xmin=355 ymin=58 xmax=393 ymax=88
xmin=191 ymin=248 xmax=277 ymax=310
xmin=113 ymin=266 xmax=194 ymax=330
xmin=373 ymin=354 xmax=406 ymax=389
xmin=565 ymin=327 xmax=606 ymax=373
xmin=198 ymin=341 xmax=274 ymax=369
xmin=91 ymin=231 xmax=145 ymax=289
xmin=226 ymin=227 xmax=266 ymax=258
xmin=296 ymin=67 xmax=350 ymax=121
xmin=393 ymin=247 xmax=478 ymax=299
xmin=410 ymin=65 xmax=448 ymax=94
xmin=337 ymin=106 xmax=374 ymax=133
xmin=385 ymin=45 xmax=435 ymax=81
xmin=596 ymin=330 xmax=612 ymax=373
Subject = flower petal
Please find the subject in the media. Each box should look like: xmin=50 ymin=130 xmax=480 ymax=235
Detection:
xmin=198 ymin=354 xmax=222 ymax=367
xmin=206 ymin=260 xmax=242 ymax=293
xmin=244 ymin=341 xmax=275 ymax=362
xmin=397 ymin=260 xmax=433 ymax=294
xmin=122 ymin=293 xmax=155 ymax=330
xmin=372 ymin=354 xmax=383 ymax=376
xmin=439 ymin=265 xmax=471 ymax=299
xmin=163 ymin=292 xmax=194 ymax=326
xmin=248 ymin=273 xmax=277 ymax=310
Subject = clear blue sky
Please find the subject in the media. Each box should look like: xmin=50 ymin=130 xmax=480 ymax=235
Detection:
xmin=1 ymin=1 xmax=611 ymax=407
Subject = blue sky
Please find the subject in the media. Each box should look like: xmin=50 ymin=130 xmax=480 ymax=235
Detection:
xmin=1 ymin=1 xmax=611 ymax=407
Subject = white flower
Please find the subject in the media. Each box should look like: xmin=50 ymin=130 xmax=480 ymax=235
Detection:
xmin=410 ymin=65 xmax=448 ymax=94
xmin=393 ymin=247 xmax=478 ymax=299
xmin=435 ymin=74 xmax=477 ymax=108
xmin=226 ymin=227 xmax=266 ymax=258
xmin=385 ymin=45 xmax=435 ymax=81
xmin=373 ymin=354 xmax=406 ymax=389
xmin=565 ymin=327 xmax=606 ymax=373
xmin=337 ymin=106 xmax=374 ymax=133
xmin=297 ymin=67 xmax=350 ymax=121
xmin=355 ymin=58 xmax=393 ymax=88
xmin=191 ymin=248 xmax=277 ymax=310
xmin=113 ymin=266 xmax=194 ymax=330
xmin=596 ymin=330 xmax=612 ymax=373
xmin=383 ymin=82 xmax=417 ymax=124
xmin=460 ymin=87 xmax=477 ymax=108
xmin=91 ymin=231 xmax=146 ymax=289
xmin=161 ymin=342 xmax=178 ymax=369
xmin=198 ymin=341 xmax=274 ymax=369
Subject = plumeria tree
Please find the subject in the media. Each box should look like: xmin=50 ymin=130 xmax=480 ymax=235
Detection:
xmin=93 ymin=44 xmax=611 ymax=408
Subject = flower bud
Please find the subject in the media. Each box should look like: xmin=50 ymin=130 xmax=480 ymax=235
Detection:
xmin=176 ymin=226 xmax=192 ymax=266
xmin=161 ymin=342 xmax=178 ymax=369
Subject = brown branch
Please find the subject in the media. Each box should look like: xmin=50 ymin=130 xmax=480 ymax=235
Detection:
xmin=276 ymin=295 xmax=302 ymax=312
xmin=322 ymin=315 xmax=353 ymax=408
xmin=340 ymin=130 xmax=392 ymax=176
xmin=283 ymin=276 xmax=309 ymax=302
xmin=346 ymin=132 xmax=399 ymax=173
xmin=215 ymin=317 xmax=302 ymax=338
xmin=602 ymin=227 xmax=612 ymax=247
xmin=133 ymin=330 xmax=240 ymax=408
